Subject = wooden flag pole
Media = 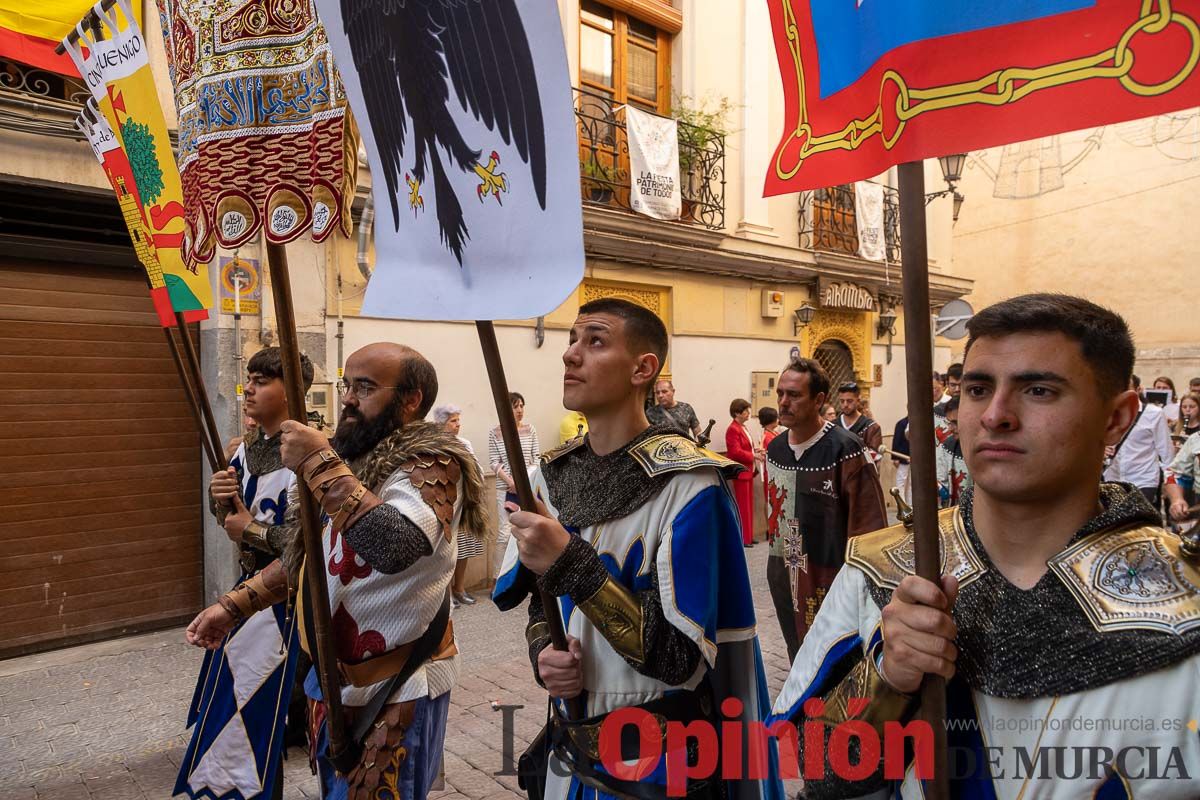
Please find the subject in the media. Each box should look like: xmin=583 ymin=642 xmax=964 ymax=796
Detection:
xmin=264 ymin=242 xmax=349 ymax=762
xmin=174 ymin=312 xmax=228 ymax=472
xmin=475 ymin=321 xmax=582 ymax=720
xmin=168 ymin=313 xmax=267 ymax=572
xmin=897 ymin=160 xmax=949 ymax=799
xmin=163 ymin=326 xmax=220 ymax=472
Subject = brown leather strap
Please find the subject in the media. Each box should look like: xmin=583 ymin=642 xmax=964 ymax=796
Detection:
xmin=299 ymin=448 xmax=342 ymax=483
xmin=337 ymin=621 xmax=457 ymax=688
xmin=331 ymin=482 xmax=368 ymax=533
xmin=243 ymin=567 xmax=289 ymax=610
xmin=218 ymin=593 xmax=247 ymax=622
xmin=221 ymin=586 xmax=255 ymax=620
xmin=308 ymin=463 xmax=356 ymax=505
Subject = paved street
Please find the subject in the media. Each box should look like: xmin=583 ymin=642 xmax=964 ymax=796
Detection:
xmin=0 ymin=544 xmax=796 ymax=800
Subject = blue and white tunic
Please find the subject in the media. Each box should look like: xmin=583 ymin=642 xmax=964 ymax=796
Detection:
xmin=495 ymin=430 xmax=785 ymax=800
xmin=771 ymin=488 xmax=1200 ymax=799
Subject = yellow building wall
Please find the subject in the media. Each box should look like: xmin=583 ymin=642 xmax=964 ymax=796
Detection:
xmin=951 ymin=113 xmax=1200 ymax=381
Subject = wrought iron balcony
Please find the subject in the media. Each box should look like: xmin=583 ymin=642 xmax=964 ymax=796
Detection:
xmin=1 ymin=58 xmax=89 ymax=106
xmin=798 ymin=183 xmax=901 ymax=263
xmin=0 ymin=58 xmax=91 ymax=139
xmin=574 ymin=86 xmax=725 ymax=230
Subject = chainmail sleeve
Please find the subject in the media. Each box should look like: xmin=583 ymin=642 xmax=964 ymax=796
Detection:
xmin=539 ymin=534 xmax=702 ymax=686
xmin=342 ymin=504 xmax=434 ymax=574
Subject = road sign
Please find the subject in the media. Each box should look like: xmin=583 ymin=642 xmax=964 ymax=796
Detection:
xmin=219 ymin=256 xmax=261 ymax=315
xmin=935 ymin=299 xmax=974 ymax=340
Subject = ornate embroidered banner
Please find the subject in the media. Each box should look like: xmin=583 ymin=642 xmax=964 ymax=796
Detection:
xmin=154 ymin=0 xmax=358 ymax=263
xmin=766 ymin=0 xmax=1200 ymax=193
xmin=63 ymin=0 xmax=212 ymax=322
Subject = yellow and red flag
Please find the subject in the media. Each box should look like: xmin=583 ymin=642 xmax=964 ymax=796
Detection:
xmin=76 ymin=98 xmax=176 ymax=325
xmin=0 ymin=1 xmax=133 ymax=73
xmin=62 ymin=0 xmax=210 ymax=322
xmin=766 ymin=0 xmax=1200 ymax=192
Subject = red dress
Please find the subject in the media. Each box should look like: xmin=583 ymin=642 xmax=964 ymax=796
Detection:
xmin=761 ymin=427 xmax=780 ymax=504
xmin=725 ymin=420 xmax=756 ymax=545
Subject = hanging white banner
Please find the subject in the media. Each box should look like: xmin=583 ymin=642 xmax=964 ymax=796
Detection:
xmin=626 ymin=106 xmax=682 ymax=221
xmin=854 ymin=180 xmax=886 ymax=262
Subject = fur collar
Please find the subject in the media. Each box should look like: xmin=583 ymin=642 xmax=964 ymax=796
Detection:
xmin=282 ymin=420 xmax=488 ymax=578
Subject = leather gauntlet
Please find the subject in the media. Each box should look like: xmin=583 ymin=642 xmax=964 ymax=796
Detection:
xmin=297 ymin=448 xmax=381 ymax=531
xmin=219 ymin=560 xmax=290 ymax=622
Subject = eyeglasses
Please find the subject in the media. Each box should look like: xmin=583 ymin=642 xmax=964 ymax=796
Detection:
xmin=336 ymin=379 xmax=403 ymax=399
xmin=838 ymin=382 xmax=858 ymax=393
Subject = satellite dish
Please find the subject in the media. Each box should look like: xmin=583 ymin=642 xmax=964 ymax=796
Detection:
xmin=935 ymin=299 xmax=974 ymax=340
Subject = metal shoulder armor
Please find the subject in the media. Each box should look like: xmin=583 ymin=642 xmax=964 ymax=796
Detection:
xmin=845 ymin=507 xmax=988 ymax=591
xmin=541 ymin=436 xmax=586 ymax=465
xmin=626 ymin=433 xmax=744 ymax=479
xmin=1049 ymin=524 xmax=1200 ymax=635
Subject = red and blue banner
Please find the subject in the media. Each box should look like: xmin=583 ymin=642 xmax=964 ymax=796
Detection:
xmin=765 ymin=0 xmax=1200 ymax=193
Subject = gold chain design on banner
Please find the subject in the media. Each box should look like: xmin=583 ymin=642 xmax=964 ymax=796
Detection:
xmin=774 ymin=0 xmax=1200 ymax=180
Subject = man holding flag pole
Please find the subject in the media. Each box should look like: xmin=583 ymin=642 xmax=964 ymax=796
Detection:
xmin=764 ymin=0 xmax=1200 ymax=795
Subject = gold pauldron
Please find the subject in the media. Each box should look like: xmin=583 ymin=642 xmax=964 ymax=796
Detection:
xmin=578 ymin=575 xmax=645 ymax=666
xmin=525 ymin=621 xmax=551 ymax=648
xmin=1049 ymin=524 xmax=1200 ymax=635
xmin=816 ymin=655 xmax=913 ymax=734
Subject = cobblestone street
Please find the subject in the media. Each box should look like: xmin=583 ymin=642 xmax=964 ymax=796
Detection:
xmin=0 ymin=544 xmax=795 ymax=800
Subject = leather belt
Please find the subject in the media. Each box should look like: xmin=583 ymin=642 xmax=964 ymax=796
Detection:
xmin=337 ymin=620 xmax=458 ymax=688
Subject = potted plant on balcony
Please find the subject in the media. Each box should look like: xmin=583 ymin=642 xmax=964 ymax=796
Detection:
xmin=581 ymin=155 xmax=615 ymax=204
xmin=673 ymin=94 xmax=734 ymax=222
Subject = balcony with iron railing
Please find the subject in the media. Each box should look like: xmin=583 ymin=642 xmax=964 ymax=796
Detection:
xmin=798 ymin=183 xmax=902 ymax=264
xmin=0 ymin=58 xmax=91 ymax=138
xmin=574 ymin=86 xmax=725 ymax=231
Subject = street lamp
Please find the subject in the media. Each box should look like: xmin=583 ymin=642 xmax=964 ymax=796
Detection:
xmin=793 ymin=303 xmax=816 ymax=336
xmin=876 ymin=306 xmax=898 ymax=339
xmin=938 ymin=154 xmax=967 ymax=186
xmin=876 ymin=300 xmax=899 ymax=364
xmin=925 ymin=153 xmax=968 ymax=213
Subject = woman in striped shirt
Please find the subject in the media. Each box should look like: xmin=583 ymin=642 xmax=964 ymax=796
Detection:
xmin=487 ymin=392 xmax=540 ymax=578
xmin=433 ymin=404 xmax=486 ymax=607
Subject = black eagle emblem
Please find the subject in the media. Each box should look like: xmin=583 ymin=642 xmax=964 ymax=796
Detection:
xmin=340 ymin=0 xmax=550 ymax=264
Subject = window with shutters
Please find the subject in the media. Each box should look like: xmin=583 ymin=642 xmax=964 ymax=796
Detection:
xmin=579 ymin=1 xmax=670 ymax=115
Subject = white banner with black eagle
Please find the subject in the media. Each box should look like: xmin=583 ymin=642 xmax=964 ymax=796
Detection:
xmin=315 ymin=0 xmax=585 ymax=321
